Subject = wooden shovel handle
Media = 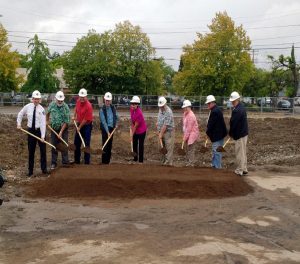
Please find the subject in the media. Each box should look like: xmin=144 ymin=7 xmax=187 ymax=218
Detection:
xmin=47 ymin=125 xmax=69 ymax=147
xmin=204 ymin=138 xmax=208 ymax=148
xmin=73 ymin=120 xmax=86 ymax=148
xmin=159 ymin=138 xmax=164 ymax=148
xmin=223 ymin=138 xmax=230 ymax=148
xmin=131 ymin=141 xmax=134 ymax=152
xmin=20 ymin=128 xmax=56 ymax=150
xmin=102 ymin=127 xmax=117 ymax=150
xmin=181 ymin=141 xmax=185 ymax=149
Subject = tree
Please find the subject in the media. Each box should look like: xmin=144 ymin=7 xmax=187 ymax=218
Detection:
xmin=0 ymin=24 xmax=22 ymax=92
xmin=22 ymin=34 xmax=59 ymax=93
xmin=63 ymin=30 xmax=116 ymax=94
xmin=63 ymin=21 xmax=164 ymax=95
xmin=173 ymin=12 xmax=254 ymax=96
xmin=268 ymin=45 xmax=299 ymax=97
xmin=243 ymin=67 xmax=271 ymax=97
xmin=111 ymin=21 xmax=155 ymax=94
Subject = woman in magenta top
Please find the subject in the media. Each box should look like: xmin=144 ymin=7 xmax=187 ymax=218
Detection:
xmin=130 ymin=96 xmax=147 ymax=163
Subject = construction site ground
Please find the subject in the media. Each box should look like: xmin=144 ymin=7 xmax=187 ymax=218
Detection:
xmin=0 ymin=112 xmax=300 ymax=264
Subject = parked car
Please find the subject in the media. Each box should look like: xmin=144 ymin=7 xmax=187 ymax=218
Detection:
xmin=277 ymin=99 xmax=291 ymax=109
xmin=257 ymin=97 xmax=272 ymax=106
xmin=12 ymin=94 xmax=23 ymax=105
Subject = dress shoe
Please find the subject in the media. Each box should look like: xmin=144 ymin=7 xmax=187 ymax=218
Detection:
xmin=243 ymin=171 xmax=248 ymax=175
xmin=27 ymin=172 xmax=33 ymax=177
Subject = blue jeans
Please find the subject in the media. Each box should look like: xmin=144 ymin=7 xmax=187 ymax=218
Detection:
xmin=212 ymin=139 xmax=224 ymax=169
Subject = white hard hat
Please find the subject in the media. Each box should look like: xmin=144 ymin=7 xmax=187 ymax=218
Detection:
xmin=32 ymin=90 xmax=41 ymax=99
xmin=130 ymin=96 xmax=140 ymax=104
xmin=55 ymin=91 xmax=65 ymax=101
xmin=205 ymin=95 xmax=216 ymax=104
xmin=78 ymin=88 xmax=87 ymax=97
xmin=104 ymin=92 xmax=112 ymax=101
xmin=182 ymin=99 xmax=192 ymax=108
xmin=158 ymin=96 xmax=167 ymax=107
xmin=229 ymin=91 xmax=240 ymax=102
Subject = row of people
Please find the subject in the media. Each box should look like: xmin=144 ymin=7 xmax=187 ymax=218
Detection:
xmin=17 ymin=89 xmax=248 ymax=177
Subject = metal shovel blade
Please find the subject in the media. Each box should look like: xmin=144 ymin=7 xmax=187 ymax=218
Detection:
xmin=178 ymin=148 xmax=185 ymax=155
xmin=160 ymin=146 xmax=167 ymax=155
xmin=90 ymin=148 xmax=103 ymax=155
xmin=82 ymin=146 xmax=91 ymax=154
xmin=216 ymin=146 xmax=226 ymax=152
xmin=68 ymin=144 xmax=76 ymax=151
xmin=56 ymin=142 xmax=68 ymax=152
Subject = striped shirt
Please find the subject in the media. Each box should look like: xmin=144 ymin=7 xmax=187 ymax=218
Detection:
xmin=157 ymin=105 xmax=175 ymax=132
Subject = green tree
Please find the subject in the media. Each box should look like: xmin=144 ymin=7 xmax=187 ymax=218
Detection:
xmin=22 ymin=34 xmax=59 ymax=93
xmin=268 ymin=45 xmax=299 ymax=97
xmin=63 ymin=21 xmax=164 ymax=95
xmin=173 ymin=12 xmax=254 ymax=96
xmin=63 ymin=30 xmax=116 ymax=94
xmin=0 ymin=24 xmax=22 ymax=92
xmin=111 ymin=21 xmax=155 ymax=94
xmin=243 ymin=68 xmax=271 ymax=97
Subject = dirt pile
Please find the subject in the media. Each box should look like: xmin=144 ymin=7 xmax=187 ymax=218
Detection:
xmin=25 ymin=164 xmax=253 ymax=199
xmin=1 ymin=114 xmax=300 ymax=174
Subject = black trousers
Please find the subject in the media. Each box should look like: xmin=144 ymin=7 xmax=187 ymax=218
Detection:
xmin=27 ymin=128 xmax=47 ymax=173
xmin=133 ymin=131 xmax=146 ymax=162
xmin=101 ymin=127 xmax=114 ymax=164
xmin=74 ymin=124 xmax=92 ymax=164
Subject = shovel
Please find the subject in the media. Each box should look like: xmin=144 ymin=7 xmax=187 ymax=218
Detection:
xmin=216 ymin=138 xmax=231 ymax=152
xmin=129 ymin=128 xmax=137 ymax=157
xmin=159 ymin=138 xmax=167 ymax=155
xmin=199 ymin=138 xmax=209 ymax=153
xmin=47 ymin=125 xmax=74 ymax=152
xmin=178 ymin=140 xmax=186 ymax=155
xmin=73 ymin=121 xmax=90 ymax=154
xmin=98 ymin=127 xmax=117 ymax=154
xmin=20 ymin=128 xmax=59 ymax=151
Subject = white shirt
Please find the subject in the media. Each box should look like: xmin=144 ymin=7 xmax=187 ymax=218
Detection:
xmin=17 ymin=103 xmax=46 ymax=138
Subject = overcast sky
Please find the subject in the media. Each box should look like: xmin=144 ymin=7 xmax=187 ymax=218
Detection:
xmin=1 ymin=0 xmax=300 ymax=70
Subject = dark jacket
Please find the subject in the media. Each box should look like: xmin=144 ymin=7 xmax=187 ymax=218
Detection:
xmin=229 ymin=102 xmax=248 ymax=140
xmin=206 ymin=105 xmax=227 ymax=142
xmin=100 ymin=105 xmax=117 ymax=131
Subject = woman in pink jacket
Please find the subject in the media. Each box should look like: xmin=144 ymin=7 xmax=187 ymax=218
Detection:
xmin=182 ymin=100 xmax=199 ymax=166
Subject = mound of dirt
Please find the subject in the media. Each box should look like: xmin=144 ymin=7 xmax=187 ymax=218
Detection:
xmin=24 ymin=164 xmax=253 ymax=199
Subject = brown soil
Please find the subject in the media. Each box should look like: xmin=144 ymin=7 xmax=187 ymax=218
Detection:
xmin=25 ymin=164 xmax=253 ymax=199
xmin=1 ymin=113 xmax=300 ymax=263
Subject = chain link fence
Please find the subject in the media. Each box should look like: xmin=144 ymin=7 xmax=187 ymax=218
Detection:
xmin=1 ymin=92 xmax=300 ymax=115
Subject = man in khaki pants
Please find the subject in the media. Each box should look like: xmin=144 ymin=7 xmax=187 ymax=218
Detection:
xmin=229 ymin=92 xmax=249 ymax=176
xmin=157 ymin=96 xmax=175 ymax=166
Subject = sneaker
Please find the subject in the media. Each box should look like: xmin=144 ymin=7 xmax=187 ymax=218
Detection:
xmin=50 ymin=164 xmax=56 ymax=170
xmin=234 ymin=171 xmax=243 ymax=176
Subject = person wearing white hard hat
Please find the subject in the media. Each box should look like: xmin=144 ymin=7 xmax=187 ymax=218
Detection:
xmin=130 ymin=96 xmax=147 ymax=163
xmin=205 ymin=95 xmax=228 ymax=169
xmin=182 ymin=99 xmax=199 ymax=166
xmin=100 ymin=92 xmax=119 ymax=164
xmin=157 ymin=96 xmax=175 ymax=165
xmin=229 ymin=91 xmax=249 ymax=176
xmin=73 ymin=88 xmax=93 ymax=164
xmin=17 ymin=90 xmax=48 ymax=176
xmin=46 ymin=91 xmax=70 ymax=169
